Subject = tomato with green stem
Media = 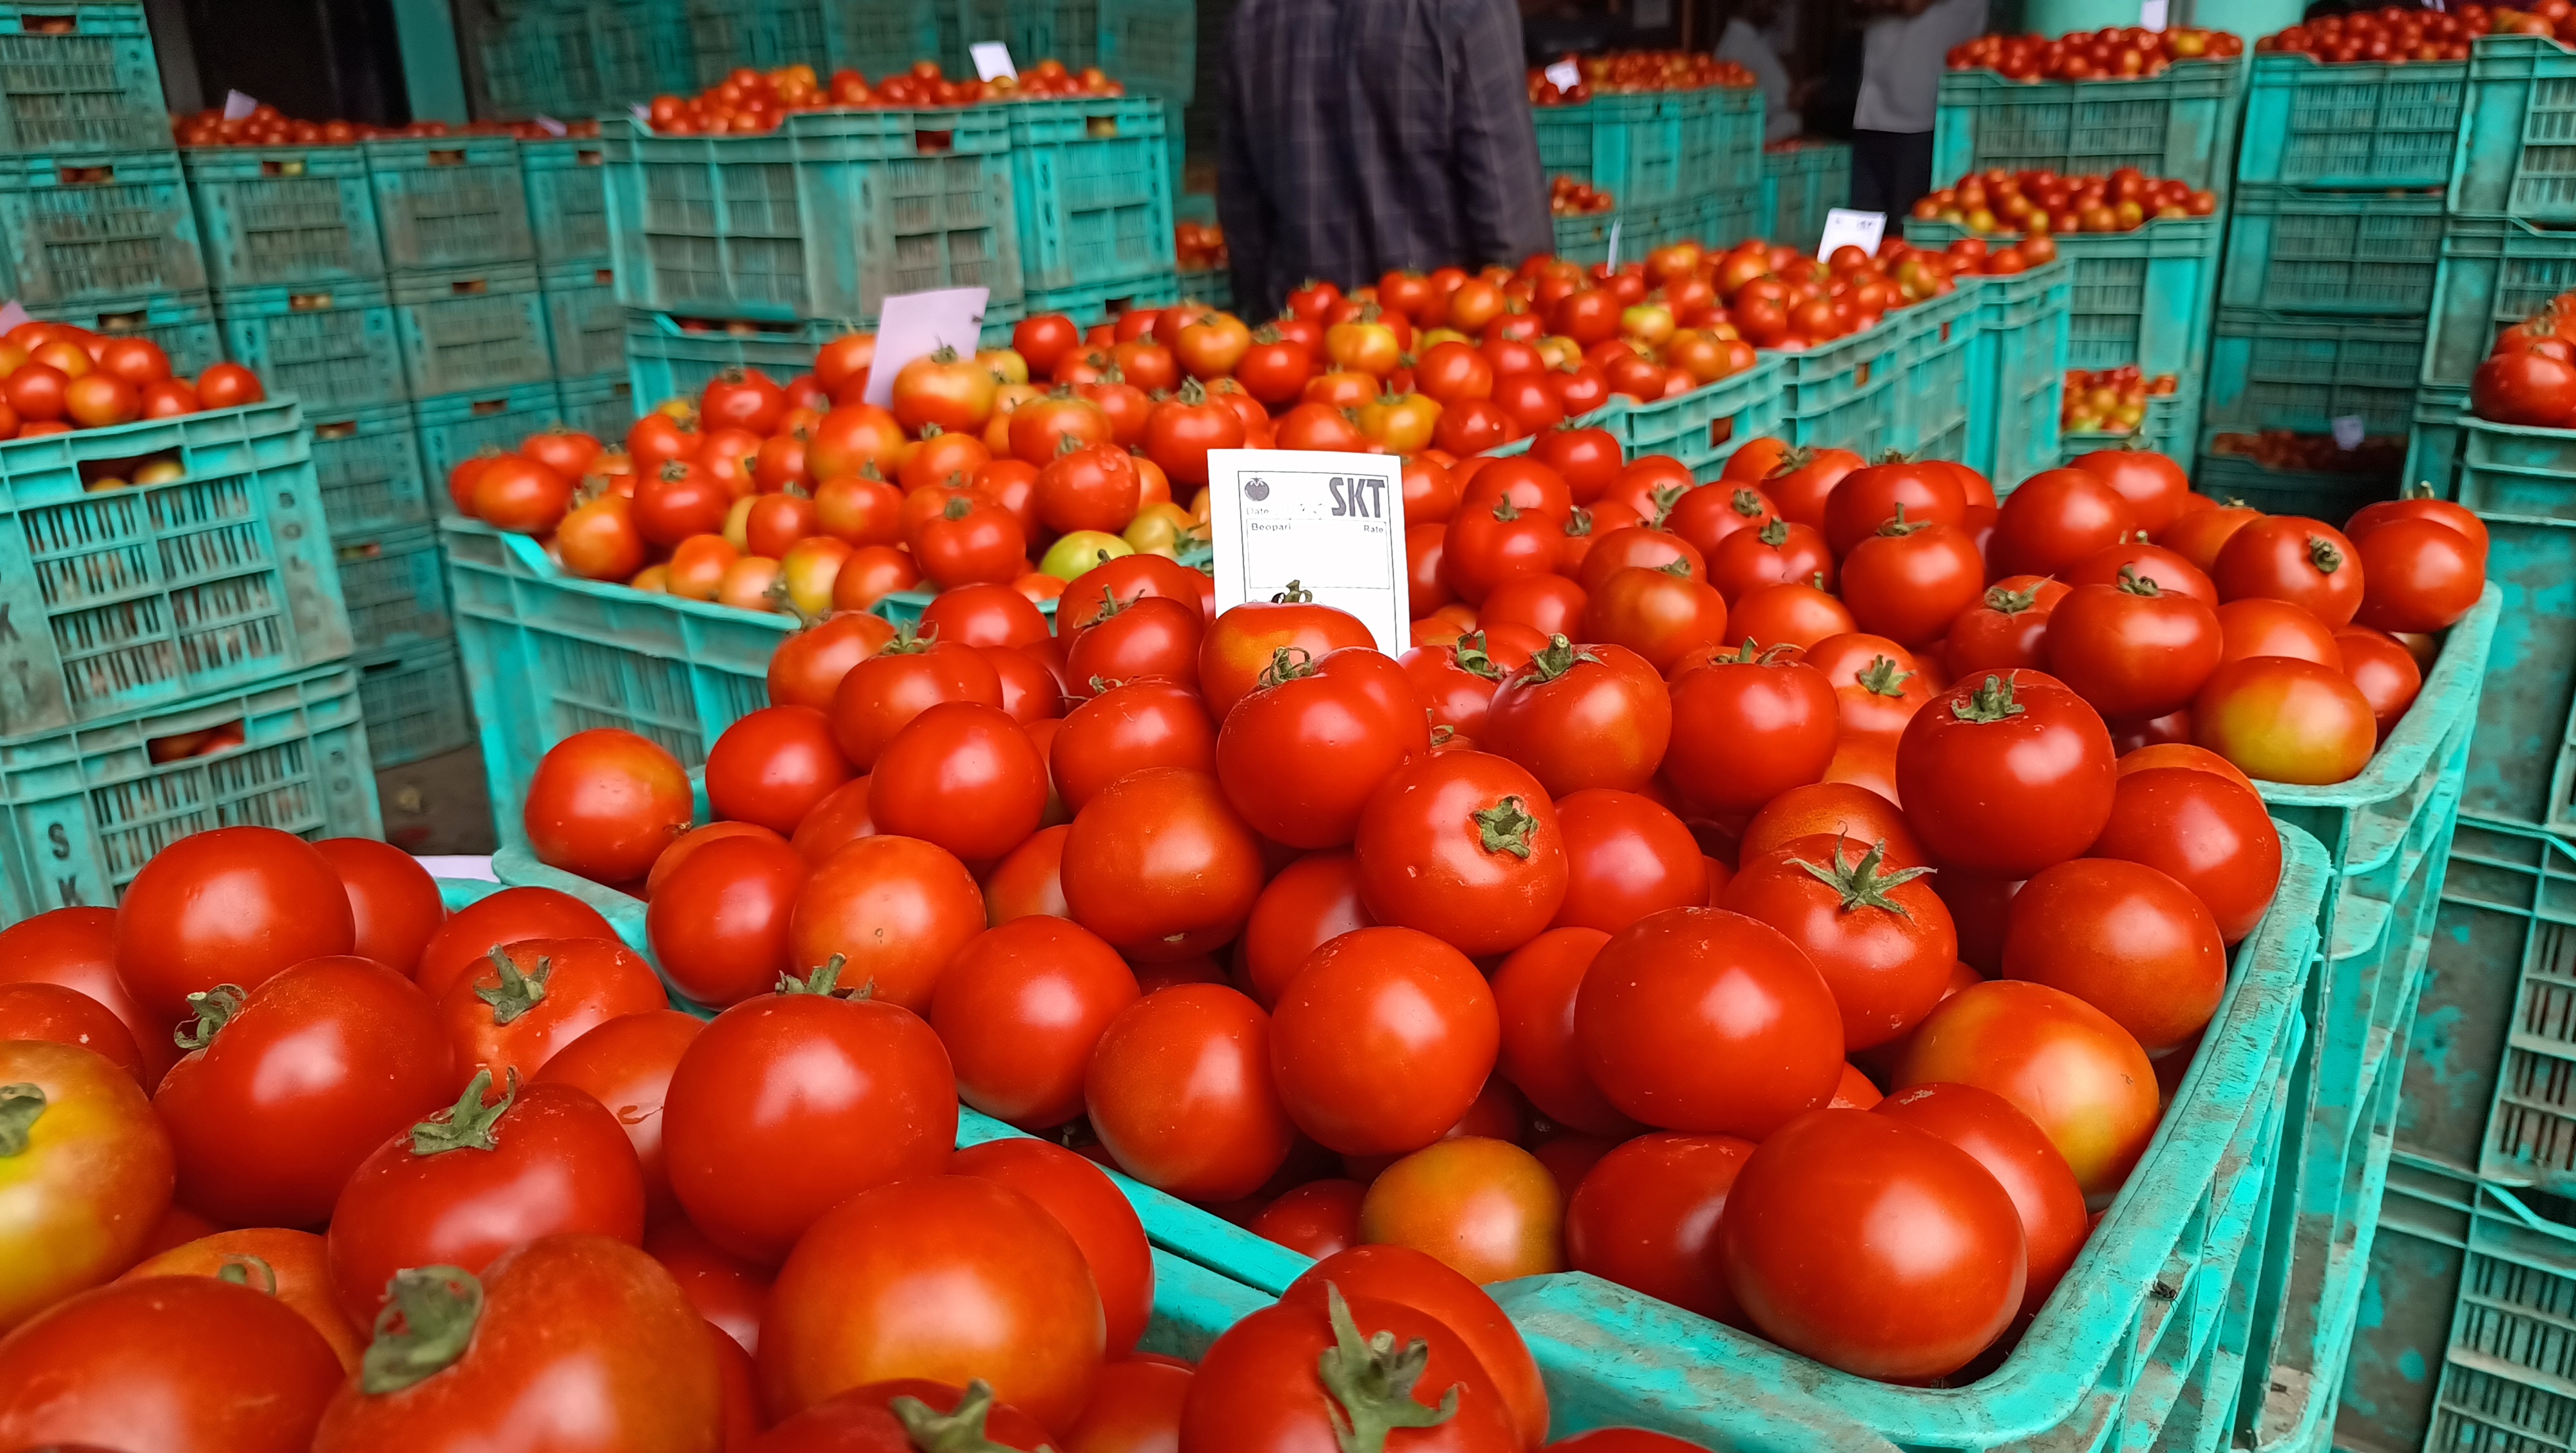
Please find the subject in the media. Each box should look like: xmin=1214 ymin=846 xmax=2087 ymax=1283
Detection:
xmin=1663 ymin=643 xmax=1839 ymax=817
xmin=0 ymin=1040 xmax=173 ymax=1333
xmin=1895 ymin=670 xmax=2117 ymax=879
xmin=1354 ymin=752 xmax=1569 ymax=958
xmin=1482 ymin=636 xmax=1672 ymax=795
xmin=1724 ymin=833 xmax=1957 ymax=1050
xmin=436 ymin=938 xmax=668 ymax=1090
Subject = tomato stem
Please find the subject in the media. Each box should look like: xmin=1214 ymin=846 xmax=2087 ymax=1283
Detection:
xmin=1473 ymin=795 xmax=1540 ymax=860
xmin=1766 ymin=446 xmax=1816 ymax=481
xmin=1950 ymin=674 xmax=2028 ymax=723
xmin=880 ymin=622 xmax=934 ymax=656
xmin=1522 ymin=634 xmax=1600 ymax=683
xmin=888 ymin=1380 xmax=1033 ymax=1452
xmin=1257 ymin=646 xmax=1318 ymax=689
xmin=216 ymin=1255 xmax=278 ymax=1295
xmin=475 ymin=947 xmax=551 ymax=1027
xmin=779 ymin=953 xmax=871 ymax=998
xmin=1984 ymin=584 xmax=2039 ymax=615
xmin=1314 ymin=1282 xmax=1462 ymax=1453
xmin=1874 ymin=502 xmax=1927 ymax=538
xmin=1856 ymin=656 xmax=1912 ymax=698
xmin=360 ymin=1265 xmax=484 ymax=1394
xmin=1271 ymin=580 xmax=1314 ymax=603
xmin=1561 ymin=507 xmax=1594 ymax=539
xmin=2115 ymin=564 xmax=2162 ymax=597
xmin=1790 ymin=834 xmax=1934 ymax=915
xmin=1451 ymin=632 xmax=1504 ymax=681
xmin=1730 ymin=488 xmax=1768 ymax=520
xmin=1757 ymin=517 xmax=1789 ymax=548
xmin=1647 ymin=482 xmax=1685 ymax=526
xmin=0 ymin=1083 xmax=42 ymax=1157
xmin=2308 ymin=535 xmax=2344 ymax=574
xmin=410 ymin=1068 xmax=517 ymax=1157
xmin=174 ymin=982 xmax=246 ymax=1051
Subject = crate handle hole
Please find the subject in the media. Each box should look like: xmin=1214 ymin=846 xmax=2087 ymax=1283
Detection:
xmin=56 ymin=164 xmax=111 ymax=186
xmin=914 ymin=129 xmax=954 ymax=153
xmin=258 ymin=157 xmax=310 ymax=178
xmin=1085 ymin=117 xmax=1118 ymax=138
xmin=469 ymin=399 xmax=507 ymax=416
xmin=147 ymin=719 xmax=245 ymax=765
xmin=19 ymin=15 xmax=76 ymax=34
xmin=576 ymin=149 xmax=603 ymax=166
xmin=592 ymin=268 xmax=613 ymax=285
xmin=315 ymin=421 xmax=358 ymax=442
xmin=336 ymin=539 xmax=386 ymax=562
xmin=1710 ymin=415 xmax=1736 ymax=450
xmin=428 ymin=149 xmax=466 ymax=166
xmin=1855 ymin=362 xmax=1871 ymax=388
xmin=93 ymin=310 xmax=144 ymax=334
xmin=450 ymin=279 xmax=489 ymax=296
xmin=289 ymin=291 xmax=333 ymax=312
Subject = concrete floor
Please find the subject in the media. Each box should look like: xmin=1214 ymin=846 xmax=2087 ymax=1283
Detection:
xmin=375 ymin=743 xmax=498 ymax=855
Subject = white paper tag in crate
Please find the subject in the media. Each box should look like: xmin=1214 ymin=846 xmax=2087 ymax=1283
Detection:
xmin=2332 ymin=415 xmax=2365 ymax=451
xmin=223 ymin=89 xmax=261 ymax=121
xmin=1817 ymin=209 xmax=1886 ymax=260
xmin=1205 ymin=449 xmax=1410 ymax=655
xmin=864 ymin=289 xmax=993 ymax=409
xmin=2139 ymin=0 xmax=2169 ymax=32
xmin=1545 ymin=61 xmax=1582 ymax=91
xmin=970 ymin=42 xmax=1018 ymax=81
xmin=533 ymin=115 xmax=568 ymax=137
xmin=1605 ymin=220 xmax=1622 ymax=271
xmin=0 ymin=301 xmax=29 ymax=336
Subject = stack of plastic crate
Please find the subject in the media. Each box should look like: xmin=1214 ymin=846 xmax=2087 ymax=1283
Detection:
xmin=524 ymin=132 xmax=630 ymax=443
xmin=1531 ymin=80 xmax=1764 ymax=262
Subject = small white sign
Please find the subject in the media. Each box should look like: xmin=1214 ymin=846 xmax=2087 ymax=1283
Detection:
xmin=533 ymin=114 xmax=568 ymax=137
xmin=415 ymin=855 xmax=498 ymax=882
xmin=1544 ymin=60 xmax=1582 ymax=91
xmin=629 ymin=102 xmax=650 ymax=124
xmin=1205 ymin=449 xmax=1410 ymax=654
xmin=222 ymin=89 xmax=260 ymax=121
xmin=2332 ymin=415 xmax=2365 ymax=451
xmin=863 ymin=288 xmax=992 ymax=409
xmin=969 ymin=41 xmax=1018 ymax=81
xmin=2139 ymin=0 xmax=2170 ymax=32
xmin=1605 ymin=219 xmax=1623 ymax=271
xmin=1817 ymin=209 xmax=1888 ymax=260
xmin=0 ymin=301 xmax=29 ymax=334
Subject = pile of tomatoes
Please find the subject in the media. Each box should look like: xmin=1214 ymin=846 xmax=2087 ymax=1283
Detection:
xmin=1527 ymin=51 xmax=1756 ymax=104
xmin=2470 ymin=292 xmax=2576 ymax=429
xmin=2061 ymin=366 xmax=2178 ymax=437
xmin=1176 ymin=220 xmax=1227 ymax=273
xmin=1946 ymin=27 xmax=2244 ymax=81
xmin=1551 ymin=176 xmax=1617 ymax=217
xmin=0 ymin=323 xmax=264 ymax=443
xmin=173 ymin=102 xmax=595 ymax=147
xmin=2262 ymin=3 xmax=2504 ymax=61
xmin=0 ymin=828 xmax=1729 ymax=1453
xmin=1912 ymin=167 xmax=2219 ymax=238
xmin=640 ymin=57 xmax=1126 ymax=134
xmin=2206 ymin=430 xmax=2407 ymax=479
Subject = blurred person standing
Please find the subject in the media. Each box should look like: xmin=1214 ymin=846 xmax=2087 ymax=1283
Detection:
xmin=1219 ymin=0 xmax=1553 ymax=319
xmin=1718 ymin=0 xmax=1804 ymax=144
xmin=1850 ymin=0 xmax=1987 ymax=214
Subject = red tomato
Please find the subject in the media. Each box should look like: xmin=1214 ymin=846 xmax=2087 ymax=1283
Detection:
xmin=0 ymin=1273 xmax=341 ymax=1452
xmin=2088 ymin=767 xmax=2282 ymax=945
xmin=2211 ymin=517 xmax=2365 ymax=626
xmin=0 ymin=980 xmax=143 ymax=1083
xmin=1664 ymin=645 xmax=1839 ymax=816
xmin=533 ymin=1010 xmax=705 ymax=1226
xmin=1708 ymin=518 xmax=1835 ymax=602
xmin=1724 ymin=833 xmax=1958 ymax=1051
xmin=649 ymin=833 xmax=811 ymax=1008
xmin=1718 ymin=1110 xmax=2024 ymax=1380
xmin=413 ymin=886 xmax=617 ymax=1000
xmin=2043 ymin=571 xmax=2224 ymax=723
xmin=1278 ymin=1244 xmax=1549 ymax=1449
xmin=1739 ymin=781 xmax=1925 ymax=866
xmin=2338 ymin=625 xmax=2426 ymax=736
xmin=1065 ymin=595 xmax=1204 ymax=694
xmin=522 ymin=729 xmax=694 ymax=884
xmin=2353 ymin=517 xmax=2483 ymax=632
xmin=2003 ymin=857 xmax=2223 ymax=1052
xmin=829 ymin=629 xmax=1005 ymax=771
xmin=747 ymin=1380 xmax=1052 ymax=1450
xmin=2061 ymin=539 xmax=2215 ymax=605
xmin=931 ymin=917 xmax=1139 ymax=1130
xmin=1251 ymin=1179 xmax=1368 ymax=1258
xmin=1182 ymin=1289 xmax=1519 ymax=1453
xmin=310 ymin=1237 xmax=721 ymax=1453
xmin=1873 ymin=1082 xmax=2088 ymax=1318
xmin=0 ymin=1040 xmax=173 ymax=1333
xmin=1551 ymin=788 xmax=1710 ymax=933
xmin=1354 ymin=751 xmax=1569 ymax=956
xmin=436 ymin=936 xmax=667 ymax=1090
xmin=1896 ymin=670 xmax=2116 ymax=878
xmin=313 ymin=837 xmax=445 ymax=980
xmin=1354 ymin=1134 xmax=1564 ymax=1284
xmin=1492 ymin=927 xmax=1641 ymax=1138
xmin=1236 ymin=850 xmax=1374 ymax=1007
xmin=1482 ymin=638 xmax=1673 ymax=797
xmin=2069 ymin=446 xmax=2190 ymax=532
xmin=1060 ymin=1356 xmax=1193 ymax=1453
xmin=1574 ymin=908 xmax=1844 ymax=1137
xmin=196 ymin=361 xmax=265 ymax=409
xmin=0 ymin=906 xmax=176 ymax=1086
xmin=1893 ymin=980 xmax=2161 ymax=1200
xmin=1199 ymin=590 xmax=1378 ymax=719
xmin=1061 ymin=769 xmax=1266 ymax=962
xmin=1760 ymin=446 xmax=1864 ymax=529
xmin=2215 ymin=596 xmax=2342 ymax=669
xmin=705 ymin=705 xmax=853 ymax=836
xmin=867 ymin=702 xmax=1047 ymax=861
xmin=117 ymin=1226 xmax=362 ymax=1372
xmin=1083 ymin=984 xmax=1295 ymax=1201
xmin=1821 ymin=457 xmax=1966 ymax=557
xmin=2193 ymin=656 xmax=2378 ymax=785
xmin=661 ymin=964 xmax=957 ymax=1263
xmin=1271 ymin=926 xmax=1500 ymax=1155
xmin=1945 ymin=579 xmax=2061 ymax=678
xmin=951 ymin=1137 xmax=1155 ymax=1356
xmin=1987 ymin=469 xmax=2138 ymax=578
xmin=1217 ymin=647 xmax=1427 ymax=849
xmin=113 ymin=824 xmax=355 ymax=1021
xmin=1048 ymin=680 xmax=1217 ymax=813
xmin=1839 ymin=519 xmax=1985 ymax=648
xmin=1564 ymin=1132 xmax=1754 ymax=1323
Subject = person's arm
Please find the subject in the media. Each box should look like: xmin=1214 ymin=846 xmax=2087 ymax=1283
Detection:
xmin=1216 ymin=8 xmax=1276 ymax=318
xmin=1449 ymin=0 xmax=1554 ymax=271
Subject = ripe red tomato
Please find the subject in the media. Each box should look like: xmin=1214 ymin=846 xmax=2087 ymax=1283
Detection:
xmin=786 ymin=834 xmax=985 ymax=1011
xmin=1354 ymin=751 xmax=1569 ymax=956
xmin=1551 ymin=788 xmax=1709 ymax=933
xmin=2069 ymin=446 xmax=2190 ymax=532
xmin=0 ymin=1273 xmax=341 ymax=1452
xmin=1199 ymin=590 xmax=1378 ymax=719
xmin=661 ymin=965 xmax=957 ymax=1263
xmin=0 ymin=1040 xmax=173 ymax=1333
xmin=2061 ymin=538 xmax=2215 ymax=605
xmin=2211 ymin=517 xmax=2365 ymax=626
xmin=828 ymin=629 xmax=1005 ymax=771
xmin=1896 ymin=670 xmax=2117 ymax=878
xmin=1760 ymin=446 xmax=1864 ymax=529
xmin=951 ymin=1137 xmax=1155 ymax=1356
xmin=2353 ymin=517 xmax=2484 ymax=632
xmin=2003 ymin=857 xmax=2223 ymax=1052
xmin=1482 ymin=638 xmax=1672 ymax=797
xmin=1719 ymin=1109 xmax=2024 ymax=1380
xmin=1064 ymin=594 xmax=1203 ymax=694
xmin=1564 ymin=1132 xmax=1754 ymax=1323
xmin=705 ymin=704 xmax=853 ymax=836
xmin=1709 ymin=518 xmax=1835 ymax=602
xmin=1492 ymin=927 xmax=1636 ymax=1137
xmin=1060 ymin=1357 xmax=1193 ymax=1453
xmin=1084 ymin=984 xmax=1296 ymax=1200
xmin=2087 ymin=767 xmax=2282 ymax=944
xmin=195 ymin=361 xmax=265 ymax=409
xmin=1182 ymin=1289 xmax=1520 ymax=1453
xmin=2195 ymin=655 xmax=2379 ymax=784
xmin=113 ymin=825 xmax=354 ymax=1021
xmin=2215 ymin=596 xmax=2342 ymax=668
xmin=1581 ymin=565 xmax=1730 ymax=674
xmin=0 ymin=907 xmax=175 ymax=1086
xmin=1839 ymin=518 xmax=1985 ymax=648
xmin=701 ymin=367 xmax=787 ymax=434
xmin=413 ymin=886 xmax=616 ymax=1001
xmin=768 ymin=611 xmax=898 ymax=711
xmin=2472 ymin=347 xmax=2576 ymax=425
xmin=1271 ymin=926 xmax=1500 ymax=1155
xmin=1278 ymin=1244 xmax=1550 ymax=1448
xmin=1945 ymin=578 xmax=2061 ymax=678
xmin=2043 ymin=571 xmax=2224 ymax=723
xmin=0 ymin=980 xmax=143 ymax=1082
xmin=533 ymin=1010 xmax=704 ymax=1226
xmin=470 ymin=454 xmax=574 ymax=534
xmin=1894 ymin=980 xmax=2160 ymax=1200
xmin=1444 ymin=495 xmax=1566 ymax=605
xmin=117 ymin=1226 xmax=361 ymax=1372
xmin=1355 ymin=1135 xmax=1564 ymax=1284
xmin=931 ymin=916 xmax=1139 ymax=1130
xmin=1238 ymin=850 xmax=1376 ymax=1007
xmin=435 ymin=936 xmax=666 ymax=1089
xmin=1821 ymin=457 xmax=1967 ymax=557
xmin=1061 ymin=769 xmax=1265 ymax=961
xmin=522 ymin=729 xmax=693 ymax=885
xmin=1252 ymin=1179 xmax=1368 ymax=1258
xmin=1987 ymin=468 xmax=2138 ymax=578
xmin=867 ymin=702 xmax=1047 ymax=861
xmin=1048 ymin=680 xmax=1217 ymax=813
xmin=1575 ymin=908 xmax=1844 ymax=1137
xmin=1874 ymin=1082 xmax=2088 ymax=1318
xmin=1664 ymin=645 xmax=1839 ymax=815
xmin=2338 ymin=625 xmax=2425 ymax=736
xmin=313 ymin=837 xmax=445 ymax=980
xmin=1724 ymin=834 xmax=1957 ymax=1050
xmin=310 ymin=1237 xmax=721 ymax=1453
xmin=1217 ymin=646 xmax=1426 ymax=848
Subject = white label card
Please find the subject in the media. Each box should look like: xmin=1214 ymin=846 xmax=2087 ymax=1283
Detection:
xmin=533 ymin=114 xmax=567 ymax=137
xmin=1605 ymin=219 xmax=1623 ymax=271
xmin=630 ymin=103 xmax=650 ymax=124
xmin=0 ymin=301 xmax=29 ymax=335
xmin=2139 ymin=0 xmax=2170 ymax=31
xmin=222 ymin=89 xmax=260 ymax=121
xmin=2332 ymin=415 xmax=2365 ymax=451
xmin=1817 ymin=209 xmax=1887 ymax=260
xmin=1544 ymin=60 xmax=1582 ymax=91
xmin=863 ymin=288 xmax=992 ymax=408
xmin=970 ymin=42 xmax=1018 ymax=81
xmin=1205 ymin=449 xmax=1410 ymax=654
xmin=414 ymin=855 xmax=498 ymax=882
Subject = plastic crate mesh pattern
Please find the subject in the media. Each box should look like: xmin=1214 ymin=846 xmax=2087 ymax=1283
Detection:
xmin=90 ymin=734 xmax=332 ymax=885
xmin=2230 ymin=330 xmax=2425 ymax=436
xmin=393 ymin=166 xmax=527 ymax=267
xmin=2287 ymin=71 xmax=2465 ymax=180
xmin=238 ymin=307 xmax=396 ymax=413
xmin=21 ymin=175 xmax=193 ymax=298
xmin=0 ymin=25 xmax=158 ymax=152
xmin=2264 ymin=209 xmax=2445 ymax=312
xmin=1973 ymin=96 xmax=2177 ymax=175
xmin=311 ymin=415 xmax=422 ymax=537
xmin=219 ymin=174 xmax=370 ymax=282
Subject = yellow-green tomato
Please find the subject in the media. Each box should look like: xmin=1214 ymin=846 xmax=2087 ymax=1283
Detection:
xmin=0 ymin=1040 xmax=175 ymax=1333
xmin=1041 ymin=530 xmax=1133 ymax=581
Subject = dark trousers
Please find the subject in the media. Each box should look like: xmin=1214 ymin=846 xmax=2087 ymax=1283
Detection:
xmin=1850 ymin=129 xmax=1937 ymax=217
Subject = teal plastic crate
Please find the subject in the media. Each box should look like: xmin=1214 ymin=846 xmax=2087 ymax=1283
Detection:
xmin=1095 ymin=0 xmax=1193 ymax=103
xmin=390 ymin=261 xmax=556 ymax=399
xmin=1757 ymin=140 xmax=1849 ymax=256
xmin=308 ymin=401 xmax=427 ymax=540
xmin=1931 ymin=55 xmax=2251 ymax=197
xmin=1005 ymin=96 xmax=1174 ymax=294
xmin=185 ymin=144 xmax=386 ymax=289
xmin=602 ymin=109 xmax=1023 ymax=326
xmin=365 ymin=135 xmax=535 ymax=273
xmin=1014 ymin=0 xmax=1097 ymax=71
xmin=0 ymin=1 xmax=166 ymax=155
xmin=931 ymin=0 xmax=1012 ymax=79
xmin=555 ymin=372 xmax=635 ymax=442
xmin=1616 ymin=196 xmax=1706 ymax=257
xmin=540 ymin=259 xmax=621 ymax=379
xmin=1025 ymin=271 xmax=1180 ymax=328
xmin=1552 ymin=208 xmax=1620 ymax=268
xmin=1701 ymin=187 xmax=1760 ymax=253
xmin=336 ymin=524 xmax=450 ymax=654
xmin=0 ymin=660 xmax=379 ymax=922
xmin=416 ymin=382 xmax=563 ymax=502
xmin=1533 ymin=93 xmax=1689 ymax=211
xmin=2407 ymin=381 xmax=2468 ymax=503
xmin=2217 ymin=187 xmax=2445 ymax=318
xmin=522 ymin=135 xmax=611 ymax=268
xmin=2451 ymin=413 xmax=2576 ymax=837
xmin=0 ymin=148 xmax=207 ymax=306
xmin=1911 ymin=216 xmax=2222 ymax=379
xmin=475 ymin=6 xmax=585 ymax=122
xmin=1676 ymin=84 xmax=1762 ymax=198
xmin=625 ymin=311 xmax=835 ymax=408
xmin=2202 ymin=310 xmax=2426 ymax=441
xmin=0 ymin=400 xmax=354 ymax=739
xmin=1490 ymin=828 xmax=2322 ymax=1450
xmin=2190 ymin=450 xmax=2400 ymax=522
xmin=217 ymin=280 xmax=409 ymax=413
xmin=2062 ymin=379 xmax=2201 ymax=470
xmin=1168 ymin=267 xmax=1223 ymax=311
xmin=681 ymin=0 xmax=828 ymax=88
xmin=355 ymin=637 xmax=471 ymax=769
xmin=1964 ymin=258 xmax=2069 ymax=491
xmin=2450 ymin=33 xmax=2576 ymax=225
xmin=2236 ymin=52 xmax=2468 ymax=192
xmin=1772 ymin=312 xmax=1905 ymax=459
xmin=2418 ymin=213 xmax=2576 ymax=395
xmin=2330 ymin=1152 xmax=2474 ymax=1453
xmin=594 ymin=0 xmax=697 ymax=102
xmin=1891 ymin=281 xmax=1979 ymax=459
xmin=29 ymin=289 xmax=220 ymax=377
xmin=1600 ymin=355 xmax=1786 ymax=476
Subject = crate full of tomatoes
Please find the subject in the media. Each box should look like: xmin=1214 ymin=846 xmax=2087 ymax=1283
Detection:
xmin=1935 ymin=28 xmax=2249 ymax=198
xmin=1528 ymin=52 xmax=1765 ymax=209
xmin=2239 ymin=8 xmax=2489 ymax=191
